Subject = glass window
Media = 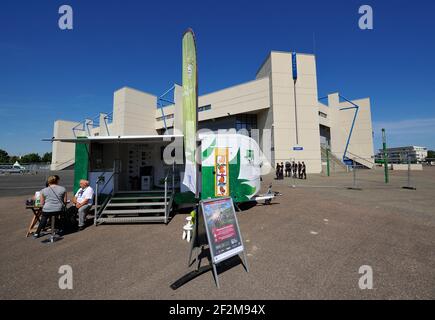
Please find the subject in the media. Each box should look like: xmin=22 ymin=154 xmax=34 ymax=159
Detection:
xmin=235 ymin=114 xmax=257 ymax=136
xmin=198 ymin=104 xmax=211 ymax=112
xmin=156 ymin=114 xmax=174 ymax=121
xmin=319 ymin=111 xmax=327 ymax=118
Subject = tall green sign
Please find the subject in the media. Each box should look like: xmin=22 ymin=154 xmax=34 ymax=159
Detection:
xmin=182 ymin=29 xmax=198 ymax=196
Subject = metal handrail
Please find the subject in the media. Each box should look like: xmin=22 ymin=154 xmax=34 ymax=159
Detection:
xmin=157 ymin=84 xmax=176 ymax=132
xmin=94 ymin=172 xmax=114 ymax=225
xmin=319 ymin=94 xmax=362 ymax=164
xmin=95 ymin=195 xmax=111 ymax=225
xmin=164 ymin=176 xmax=168 ymax=223
xmin=72 ymin=112 xmax=113 ymax=137
xmin=103 ymin=112 xmax=113 ymax=135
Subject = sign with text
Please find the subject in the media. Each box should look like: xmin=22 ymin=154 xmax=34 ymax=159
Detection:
xmin=200 ymin=197 xmax=244 ymax=264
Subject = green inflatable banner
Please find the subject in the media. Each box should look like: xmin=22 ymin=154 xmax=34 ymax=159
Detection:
xmin=182 ymin=29 xmax=198 ymax=195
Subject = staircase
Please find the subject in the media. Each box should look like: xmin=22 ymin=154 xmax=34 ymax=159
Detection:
xmin=95 ymin=190 xmax=173 ymax=224
xmin=345 ymin=151 xmax=375 ymax=169
xmin=51 ymin=158 xmax=75 ymax=171
xmin=320 ymin=146 xmax=348 ymax=173
xmin=321 ymin=147 xmax=375 ymax=171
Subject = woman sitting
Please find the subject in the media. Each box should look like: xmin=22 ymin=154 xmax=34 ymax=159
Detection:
xmin=33 ymin=175 xmax=67 ymax=238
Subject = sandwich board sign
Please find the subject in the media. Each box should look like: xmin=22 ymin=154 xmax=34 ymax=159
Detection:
xmin=195 ymin=197 xmax=249 ymax=288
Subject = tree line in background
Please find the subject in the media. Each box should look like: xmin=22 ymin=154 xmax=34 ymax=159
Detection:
xmin=0 ymin=149 xmax=52 ymax=164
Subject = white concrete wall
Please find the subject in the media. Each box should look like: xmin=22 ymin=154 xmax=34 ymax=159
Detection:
xmin=113 ymin=87 xmax=158 ymax=135
xmin=87 ymin=114 xmax=115 ymax=137
xmin=154 ymin=78 xmax=270 ymax=130
xmin=327 ymin=93 xmax=343 ymax=158
xmin=198 ymin=77 xmax=270 ymax=121
xmin=327 ymin=93 xmax=374 ymax=167
xmin=269 ymin=52 xmax=322 ymax=173
xmin=51 ymin=120 xmax=81 ymax=170
xmin=318 ymin=103 xmax=331 ymax=128
xmin=256 ymin=55 xmax=274 ymax=163
xmin=391 ymin=164 xmax=422 ymax=171
xmin=341 ymin=97 xmax=374 ymax=166
xmin=256 ymin=54 xmax=272 ymax=79
xmin=173 ymin=84 xmax=183 ymax=133
xmin=155 ymin=105 xmax=175 ymax=130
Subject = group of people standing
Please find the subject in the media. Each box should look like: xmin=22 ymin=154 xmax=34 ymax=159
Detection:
xmin=276 ymin=161 xmax=306 ymax=180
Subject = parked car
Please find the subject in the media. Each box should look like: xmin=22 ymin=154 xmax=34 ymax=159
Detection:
xmin=0 ymin=164 xmax=25 ymax=174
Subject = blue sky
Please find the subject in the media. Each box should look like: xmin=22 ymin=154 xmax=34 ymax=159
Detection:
xmin=1 ymin=0 xmax=434 ymax=156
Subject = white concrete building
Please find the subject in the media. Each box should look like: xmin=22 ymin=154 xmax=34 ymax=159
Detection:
xmin=376 ymin=146 xmax=428 ymax=163
xmin=51 ymin=51 xmax=375 ymax=173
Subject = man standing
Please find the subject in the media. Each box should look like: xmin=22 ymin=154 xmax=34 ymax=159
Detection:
xmin=275 ymin=162 xmax=280 ymax=180
xmin=292 ymin=161 xmax=297 ymax=178
xmin=72 ymin=179 xmax=94 ymax=231
xmin=301 ymin=161 xmax=307 ymax=179
xmin=285 ymin=161 xmax=291 ymax=177
xmin=297 ymin=161 xmax=302 ymax=179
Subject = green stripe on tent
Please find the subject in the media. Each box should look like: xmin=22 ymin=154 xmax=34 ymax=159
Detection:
xmin=73 ymin=137 xmax=89 ymax=194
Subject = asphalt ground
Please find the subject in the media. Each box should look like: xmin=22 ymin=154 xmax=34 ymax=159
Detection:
xmin=0 ymin=170 xmax=74 ymax=197
xmin=0 ymin=167 xmax=434 ymax=299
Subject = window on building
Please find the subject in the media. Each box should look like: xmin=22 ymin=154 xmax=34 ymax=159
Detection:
xmin=198 ymin=104 xmax=211 ymax=112
xmin=235 ymin=114 xmax=257 ymax=137
xmin=156 ymin=114 xmax=174 ymax=122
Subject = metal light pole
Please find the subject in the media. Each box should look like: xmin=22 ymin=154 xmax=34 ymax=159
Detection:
xmin=292 ymin=52 xmax=299 ymax=145
xmin=382 ymin=128 xmax=389 ymax=183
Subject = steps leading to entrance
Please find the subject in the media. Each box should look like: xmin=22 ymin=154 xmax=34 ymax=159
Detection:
xmin=98 ymin=216 xmax=166 ymax=223
xmin=320 ymin=146 xmax=348 ymax=173
xmin=105 ymin=202 xmax=167 ymax=207
xmin=95 ymin=191 xmax=173 ymax=224
xmin=103 ymin=208 xmax=166 ymax=214
xmin=110 ymin=196 xmax=167 ymax=201
xmin=321 ymin=147 xmax=374 ymax=171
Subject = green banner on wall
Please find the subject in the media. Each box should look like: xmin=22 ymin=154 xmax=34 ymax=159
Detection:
xmin=182 ymin=29 xmax=198 ymax=195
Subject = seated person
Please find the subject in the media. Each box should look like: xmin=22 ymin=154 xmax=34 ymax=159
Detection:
xmin=34 ymin=175 xmax=67 ymax=238
xmin=72 ymin=179 xmax=94 ymax=231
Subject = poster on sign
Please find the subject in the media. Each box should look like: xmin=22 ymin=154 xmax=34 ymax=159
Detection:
xmin=215 ymin=148 xmax=229 ymax=197
xmin=200 ymin=197 xmax=245 ymax=264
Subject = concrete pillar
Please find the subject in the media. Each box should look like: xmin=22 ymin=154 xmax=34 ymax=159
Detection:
xmin=113 ymin=87 xmax=157 ymax=135
xmin=85 ymin=118 xmax=93 ymax=136
xmin=327 ymin=92 xmax=340 ymax=107
xmin=99 ymin=113 xmax=109 ymax=136
xmin=173 ymin=84 xmax=183 ymax=135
